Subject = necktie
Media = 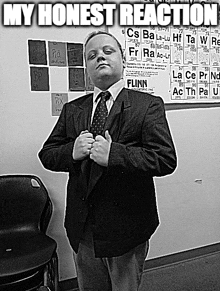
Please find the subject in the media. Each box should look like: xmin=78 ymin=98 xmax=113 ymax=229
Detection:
xmin=91 ymin=91 xmax=111 ymax=136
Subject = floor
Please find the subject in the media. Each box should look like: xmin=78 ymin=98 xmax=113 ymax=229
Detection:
xmin=59 ymin=243 xmax=220 ymax=291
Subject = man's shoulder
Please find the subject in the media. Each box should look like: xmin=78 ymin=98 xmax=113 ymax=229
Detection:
xmin=125 ymin=88 xmax=164 ymax=104
xmin=65 ymin=93 xmax=93 ymax=108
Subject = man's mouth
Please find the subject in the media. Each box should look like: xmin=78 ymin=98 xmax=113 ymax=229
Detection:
xmin=96 ymin=63 xmax=109 ymax=69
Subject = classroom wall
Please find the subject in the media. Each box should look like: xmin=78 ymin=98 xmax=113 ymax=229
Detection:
xmin=1 ymin=7 xmax=220 ymax=281
xmin=152 ymin=107 xmax=220 ymax=258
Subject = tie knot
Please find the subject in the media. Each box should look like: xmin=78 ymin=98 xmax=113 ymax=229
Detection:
xmin=98 ymin=91 xmax=111 ymax=102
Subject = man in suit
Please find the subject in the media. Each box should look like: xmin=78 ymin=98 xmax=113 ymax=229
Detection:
xmin=39 ymin=31 xmax=177 ymax=291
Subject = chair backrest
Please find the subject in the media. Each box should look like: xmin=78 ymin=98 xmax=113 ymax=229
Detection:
xmin=0 ymin=175 xmax=52 ymax=234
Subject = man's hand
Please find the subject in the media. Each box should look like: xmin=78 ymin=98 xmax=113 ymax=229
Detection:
xmin=73 ymin=130 xmax=95 ymax=160
xmin=90 ymin=131 xmax=112 ymax=167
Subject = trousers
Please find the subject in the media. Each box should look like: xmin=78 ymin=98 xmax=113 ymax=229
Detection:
xmin=73 ymin=222 xmax=149 ymax=291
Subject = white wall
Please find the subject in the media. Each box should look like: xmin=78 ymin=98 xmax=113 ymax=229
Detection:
xmin=150 ymin=108 xmax=220 ymax=258
xmin=1 ymin=11 xmax=220 ymax=281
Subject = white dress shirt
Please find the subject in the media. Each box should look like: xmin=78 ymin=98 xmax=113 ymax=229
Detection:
xmin=91 ymin=79 xmax=125 ymax=122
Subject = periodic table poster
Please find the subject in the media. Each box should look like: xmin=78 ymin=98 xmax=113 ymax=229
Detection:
xmin=110 ymin=0 xmax=220 ymax=103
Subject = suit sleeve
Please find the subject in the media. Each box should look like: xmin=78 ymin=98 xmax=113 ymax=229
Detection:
xmin=108 ymin=97 xmax=177 ymax=177
xmin=38 ymin=104 xmax=79 ymax=173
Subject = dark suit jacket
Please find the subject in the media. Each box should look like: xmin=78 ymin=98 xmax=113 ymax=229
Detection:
xmin=39 ymin=88 xmax=177 ymax=257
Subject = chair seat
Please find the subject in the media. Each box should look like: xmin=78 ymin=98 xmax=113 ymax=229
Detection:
xmin=0 ymin=230 xmax=57 ymax=277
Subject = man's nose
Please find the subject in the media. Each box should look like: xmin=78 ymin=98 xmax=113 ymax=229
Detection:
xmin=97 ymin=51 xmax=106 ymax=62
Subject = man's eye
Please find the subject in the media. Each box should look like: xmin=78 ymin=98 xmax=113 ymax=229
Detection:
xmin=104 ymin=49 xmax=113 ymax=54
xmin=88 ymin=54 xmax=96 ymax=60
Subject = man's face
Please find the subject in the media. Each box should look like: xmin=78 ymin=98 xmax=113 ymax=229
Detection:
xmin=85 ymin=34 xmax=125 ymax=90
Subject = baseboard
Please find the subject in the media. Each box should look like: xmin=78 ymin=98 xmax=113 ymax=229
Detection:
xmin=144 ymin=242 xmax=220 ymax=271
xmin=59 ymin=242 xmax=220 ymax=291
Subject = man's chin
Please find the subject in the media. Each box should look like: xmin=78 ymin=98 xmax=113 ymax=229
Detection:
xmin=93 ymin=75 xmax=115 ymax=90
xmin=96 ymin=71 xmax=112 ymax=80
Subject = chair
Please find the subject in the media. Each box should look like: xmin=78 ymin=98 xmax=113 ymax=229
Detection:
xmin=0 ymin=175 xmax=59 ymax=291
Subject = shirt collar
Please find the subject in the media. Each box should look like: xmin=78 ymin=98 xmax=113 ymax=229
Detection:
xmin=93 ymin=79 xmax=125 ymax=103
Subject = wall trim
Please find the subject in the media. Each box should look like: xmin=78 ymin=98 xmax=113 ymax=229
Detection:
xmin=165 ymin=102 xmax=220 ymax=111
xmin=144 ymin=242 xmax=220 ymax=271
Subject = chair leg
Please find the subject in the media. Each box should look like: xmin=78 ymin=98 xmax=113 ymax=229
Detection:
xmin=53 ymin=253 xmax=59 ymax=291
xmin=43 ymin=252 xmax=59 ymax=291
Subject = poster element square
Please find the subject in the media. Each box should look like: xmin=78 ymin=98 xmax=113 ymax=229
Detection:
xmin=51 ymin=93 xmax=68 ymax=116
xmin=69 ymin=68 xmax=85 ymax=91
xmin=30 ymin=67 xmax=49 ymax=91
xmin=28 ymin=40 xmax=47 ymax=65
xmin=48 ymin=42 xmax=67 ymax=67
xmin=67 ymin=43 xmax=83 ymax=66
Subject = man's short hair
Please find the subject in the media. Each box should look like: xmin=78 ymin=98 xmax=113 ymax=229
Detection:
xmin=84 ymin=31 xmax=124 ymax=57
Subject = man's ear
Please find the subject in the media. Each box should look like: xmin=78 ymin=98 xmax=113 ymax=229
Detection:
xmin=84 ymin=52 xmax=87 ymax=66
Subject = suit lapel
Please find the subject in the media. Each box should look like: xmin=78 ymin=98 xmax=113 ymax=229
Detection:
xmin=73 ymin=93 xmax=93 ymax=135
xmin=86 ymin=88 xmax=131 ymax=198
xmin=72 ymin=94 xmax=93 ymax=193
xmin=104 ymin=88 xmax=131 ymax=141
